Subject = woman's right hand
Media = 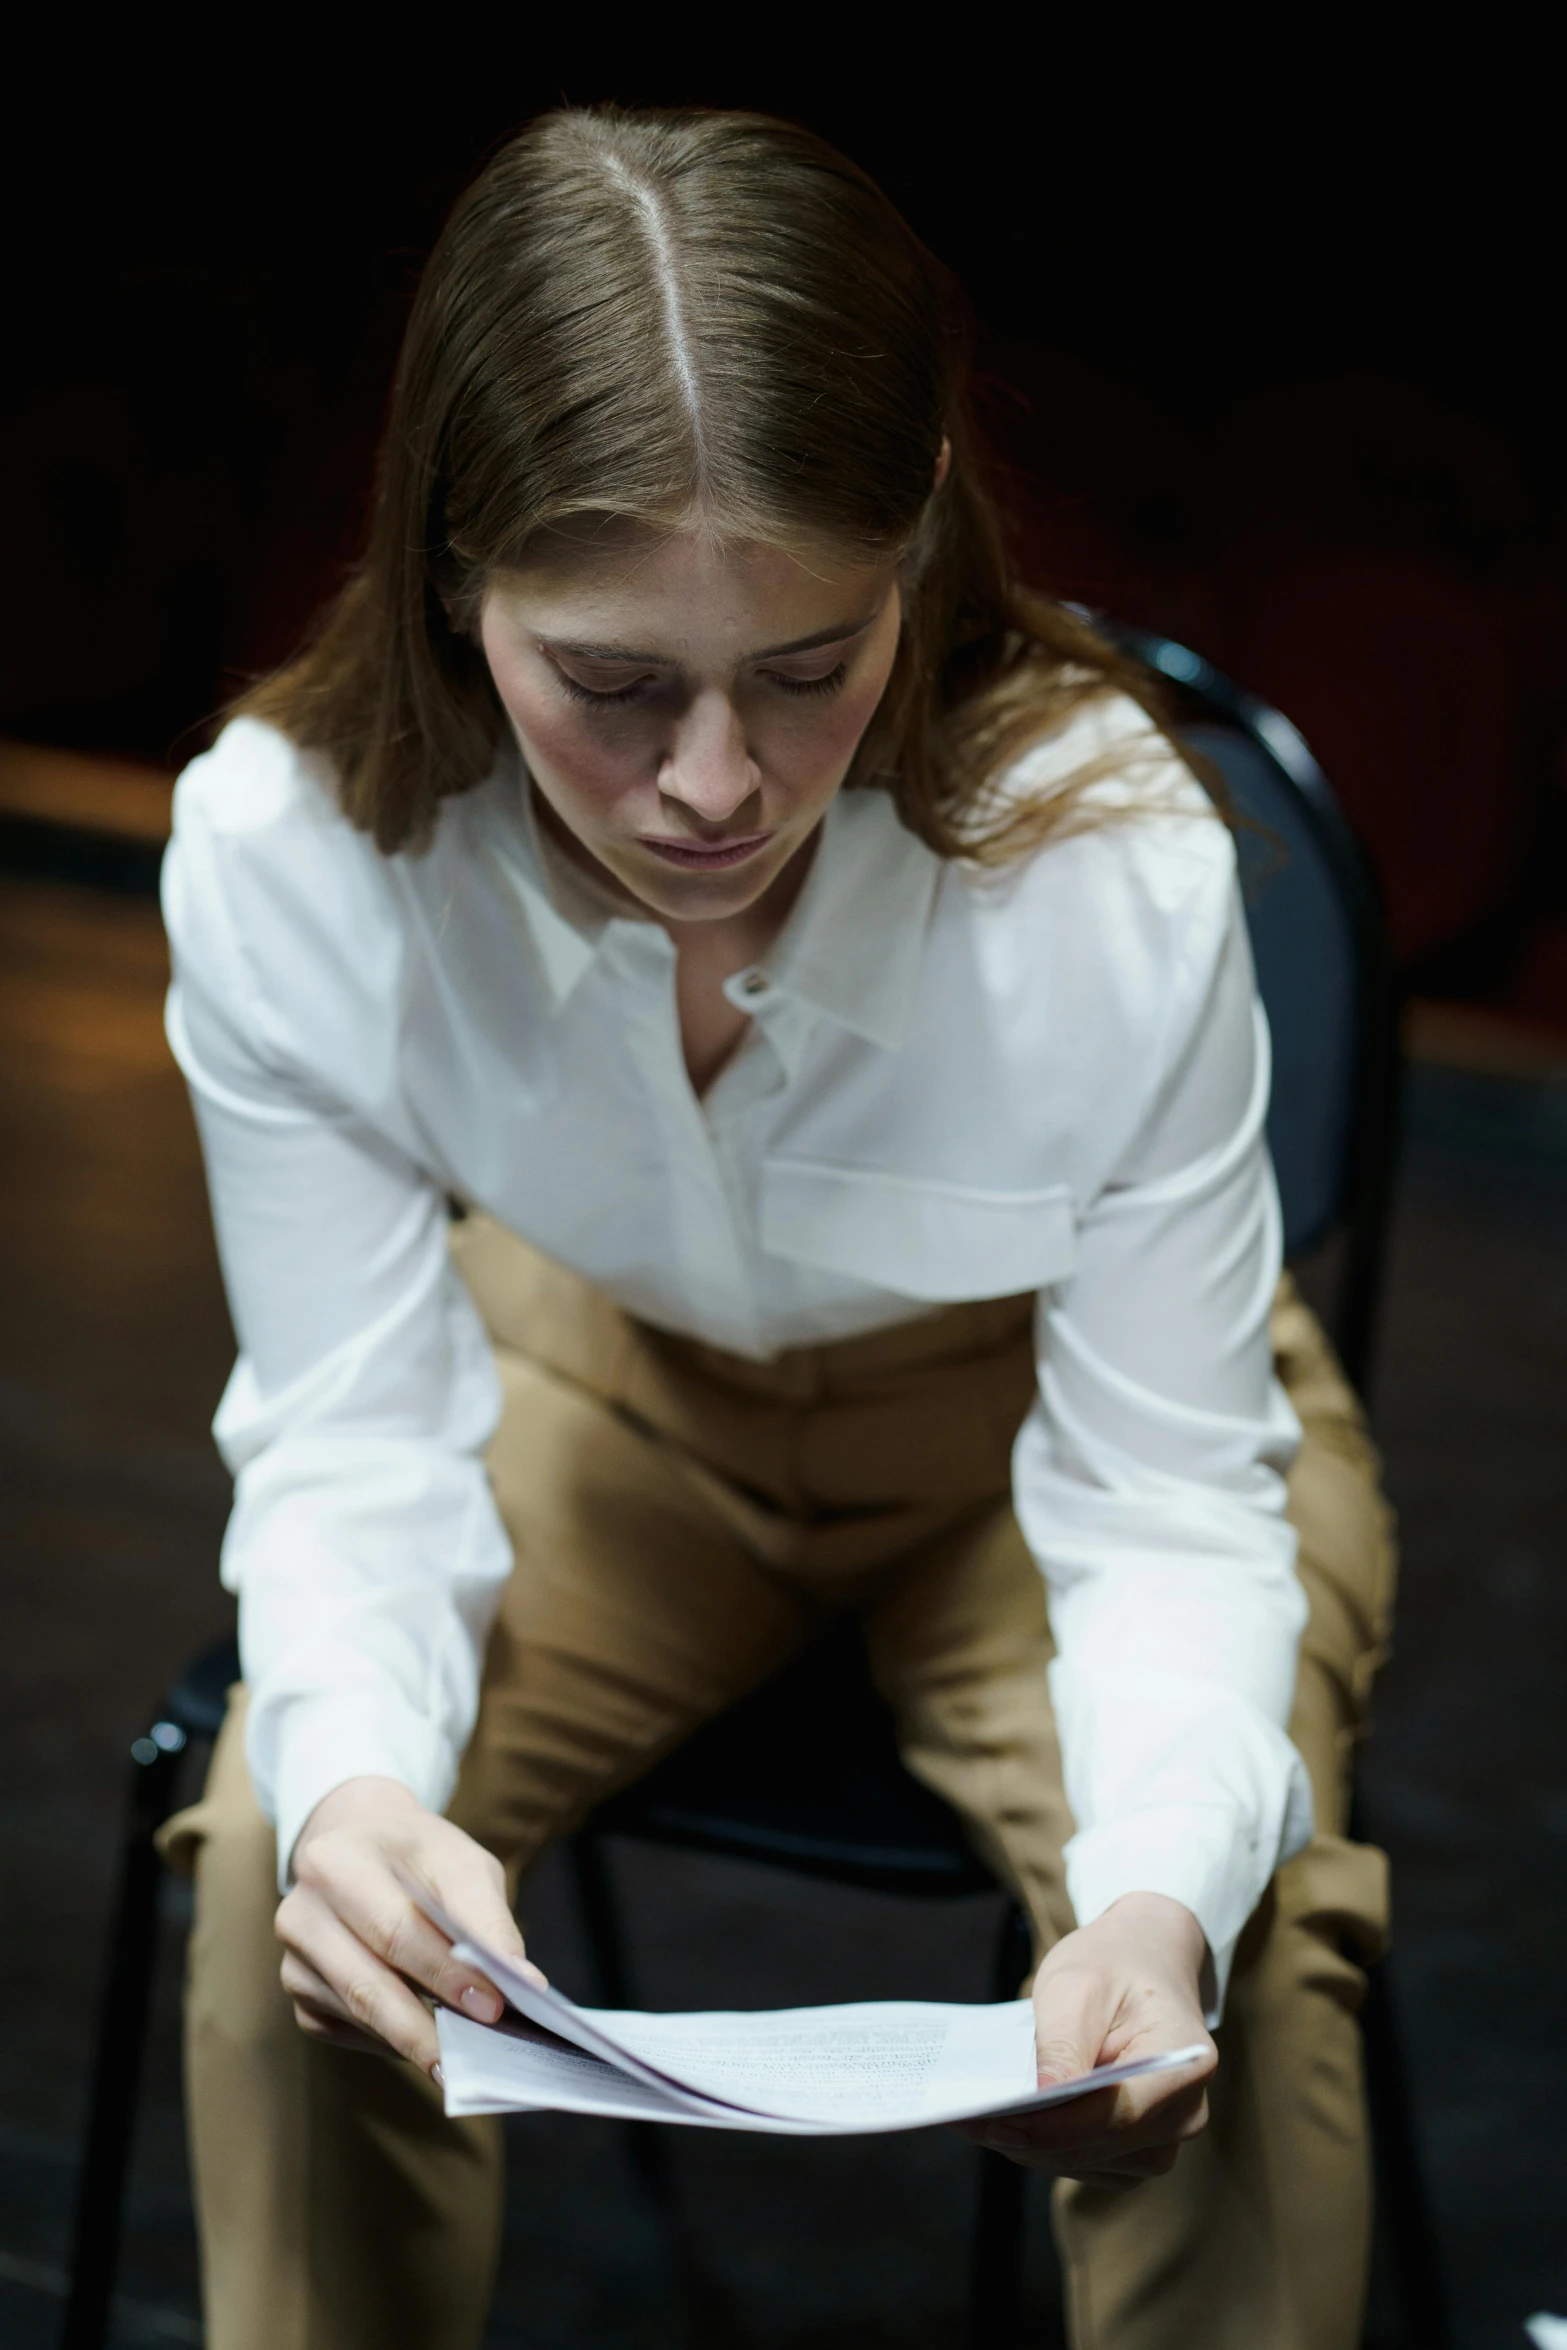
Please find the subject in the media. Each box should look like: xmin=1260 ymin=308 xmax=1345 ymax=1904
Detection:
xmin=276 ymin=1775 xmax=539 ymax=2079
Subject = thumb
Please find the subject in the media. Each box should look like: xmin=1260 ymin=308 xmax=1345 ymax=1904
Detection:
xmin=398 ymin=1844 xmax=545 ymax=1987
xmin=1031 ymin=1957 xmax=1115 ymax=2086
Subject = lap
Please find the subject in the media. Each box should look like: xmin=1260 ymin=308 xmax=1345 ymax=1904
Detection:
xmin=456 ymin=1277 xmax=1392 ymax=1967
xmin=176 ymin=1275 xmax=1392 ymax=1978
xmin=449 ymin=1344 xmax=816 ymax=1866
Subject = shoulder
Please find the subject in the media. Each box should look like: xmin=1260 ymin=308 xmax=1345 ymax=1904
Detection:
xmin=163 ymin=720 xmax=414 ymax=1064
xmin=968 ymin=691 xmax=1236 ymax=957
xmin=1010 ymin=688 xmax=1223 ymax=861
xmin=927 ymin=695 xmax=1244 ymax=1143
xmin=170 ymin=714 xmax=364 ymax=874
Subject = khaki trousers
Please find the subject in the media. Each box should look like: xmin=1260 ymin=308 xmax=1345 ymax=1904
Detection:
xmin=168 ymin=1221 xmax=1395 ymax=2350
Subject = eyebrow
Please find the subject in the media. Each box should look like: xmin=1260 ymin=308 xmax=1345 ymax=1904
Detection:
xmin=542 ymin=614 xmax=879 ymax=666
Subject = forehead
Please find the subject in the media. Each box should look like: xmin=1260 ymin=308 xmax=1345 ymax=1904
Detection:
xmin=487 ymin=526 xmax=894 ymax=655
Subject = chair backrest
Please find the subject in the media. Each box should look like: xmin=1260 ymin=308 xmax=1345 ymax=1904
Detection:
xmin=590 ymin=1617 xmax=996 ymax=1897
xmin=1094 ymin=623 xmax=1400 ymax=1393
xmin=1191 ymin=718 xmax=1358 ymax=1257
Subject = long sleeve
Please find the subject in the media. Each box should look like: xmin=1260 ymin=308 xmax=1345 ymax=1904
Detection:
xmin=1013 ymin=868 xmax=1313 ymax=2011
xmin=162 ymin=751 xmax=513 ymax=1881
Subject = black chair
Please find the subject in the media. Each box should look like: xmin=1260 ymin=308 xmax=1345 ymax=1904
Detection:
xmin=61 ymin=1639 xmax=236 ymax=2350
xmin=64 ymin=628 xmax=1447 ymax=2350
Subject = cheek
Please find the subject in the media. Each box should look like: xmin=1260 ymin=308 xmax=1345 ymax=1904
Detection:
xmin=491 ymin=665 xmax=644 ymax=816
xmin=770 ymin=668 xmax=893 ymax=791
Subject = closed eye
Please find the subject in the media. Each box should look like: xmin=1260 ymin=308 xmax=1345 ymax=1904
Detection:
xmin=543 ymin=641 xmax=664 ymax=706
xmin=552 ymin=669 xmax=658 ymax=707
xmin=759 ymin=660 xmax=849 ymax=699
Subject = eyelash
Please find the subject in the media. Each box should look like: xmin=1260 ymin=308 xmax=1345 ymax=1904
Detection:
xmin=552 ymin=661 xmax=849 ymax=708
xmin=553 ymin=672 xmax=653 ymax=707
xmin=766 ymin=661 xmax=848 ymax=699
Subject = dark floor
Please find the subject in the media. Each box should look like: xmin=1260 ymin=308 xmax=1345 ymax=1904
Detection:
xmin=1 ymin=870 xmax=1563 ymax=2349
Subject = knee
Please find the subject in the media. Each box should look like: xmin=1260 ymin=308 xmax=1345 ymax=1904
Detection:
xmin=184 ymin=1808 xmax=294 ymax=2046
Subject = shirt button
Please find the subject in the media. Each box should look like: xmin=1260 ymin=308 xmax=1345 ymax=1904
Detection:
xmin=740 ymin=970 xmax=770 ymax=998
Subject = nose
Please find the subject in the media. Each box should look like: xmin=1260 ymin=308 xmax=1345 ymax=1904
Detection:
xmin=657 ymin=688 xmax=761 ymax=828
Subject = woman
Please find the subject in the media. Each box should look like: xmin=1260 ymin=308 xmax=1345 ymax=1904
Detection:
xmin=161 ymin=105 xmax=1394 ymax=2350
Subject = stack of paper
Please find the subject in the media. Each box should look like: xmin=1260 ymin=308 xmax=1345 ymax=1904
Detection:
xmin=434 ymin=1924 xmax=1205 ymax=2138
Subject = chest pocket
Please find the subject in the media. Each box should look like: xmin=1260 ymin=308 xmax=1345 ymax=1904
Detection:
xmin=759 ymin=1158 xmax=1077 ymax=1302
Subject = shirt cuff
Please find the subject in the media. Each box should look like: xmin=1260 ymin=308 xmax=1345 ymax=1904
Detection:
xmin=252 ymin=1693 xmax=462 ymax=1891
xmin=1063 ymin=1801 xmax=1302 ymax=2021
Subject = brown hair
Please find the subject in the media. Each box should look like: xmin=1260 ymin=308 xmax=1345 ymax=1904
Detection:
xmin=239 ymin=105 xmax=1172 ymax=858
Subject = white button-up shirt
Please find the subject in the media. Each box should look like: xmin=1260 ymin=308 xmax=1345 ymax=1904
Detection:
xmin=163 ymin=697 xmax=1312 ymax=2000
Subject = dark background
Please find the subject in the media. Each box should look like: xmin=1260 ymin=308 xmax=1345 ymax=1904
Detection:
xmin=2 ymin=43 xmax=1564 ymax=2350
xmin=3 ymin=51 xmax=1565 ymax=1006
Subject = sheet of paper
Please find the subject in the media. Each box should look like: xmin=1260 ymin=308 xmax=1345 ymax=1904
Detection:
xmin=563 ymin=1995 xmax=1038 ymax=2125
xmin=436 ymin=2010 xmax=737 ymax=2125
xmin=429 ymin=1908 xmax=1207 ymax=2136
xmin=437 ymin=2010 xmax=890 ymax=2131
xmin=446 ymin=1920 xmax=1033 ymax=2123
xmin=435 ymin=2000 xmax=1205 ymax=2135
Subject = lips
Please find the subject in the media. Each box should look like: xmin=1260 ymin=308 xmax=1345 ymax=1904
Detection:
xmin=638 ymin=833 xmax=773 ymax=871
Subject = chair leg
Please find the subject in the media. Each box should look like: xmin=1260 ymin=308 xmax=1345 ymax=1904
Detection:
xmin=565 ymin=1832 xmax=673 ymax=2212
xmin=1361 ymin=1957 xmax=1452 ymax=2350
xmin=60 ymin=1720 xmax=188 ymax=2350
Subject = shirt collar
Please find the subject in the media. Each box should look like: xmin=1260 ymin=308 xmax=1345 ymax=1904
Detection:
xmin=473 ymin=747 xmax=618 ymax=1011
xmin=764 ymin=786 xmax=939 ymax=1052
xmin=475 ymin=749 xmax=939 ymax=1046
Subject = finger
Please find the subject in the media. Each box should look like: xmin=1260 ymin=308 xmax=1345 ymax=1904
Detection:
xmin=286 ymin=1969 xmax=413 ymax=2054
xmin=290 ymin=2001 xmax=394 ymax=2057
xmin=956 ymin=2079 xmax=1129 ymax=2160
xmin=959 ymin=2076 xmax=1209 ymax=2171
xmin=954 ymin=2085 xmax=1115 ymax=2158
xmin=280 ymin=1945 xmax=354 ymax=2019
xmin=278 ymin=1888 xmax=443 ymax=2070
xmin=279 ymin=1904 xmax=438 ymax=2060
xmin=395 ymin=1843 xmax=544 ymax=1996
xmin=1029 ymin=1978 xmax=1113 ymax=2091
xmin=1011 ymin=2050 xmax=1214 ymax=2157
xmin=1091 ymin=2050 xmax=1216 ymax=2138
xmin=1049 ymin=2075 xmax=1212 ymax=2165
xmin=1024 ymin=2018 xmax=1197 ymax=2144
xmin=294 ymin=1842 xmax=515 ymax=2024
xmin=279 ymin=1948 xmax=397 ymax=2055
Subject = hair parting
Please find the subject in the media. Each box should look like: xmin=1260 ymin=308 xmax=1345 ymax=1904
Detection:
xmin=597 ymin=146 xmax=709 ymax=477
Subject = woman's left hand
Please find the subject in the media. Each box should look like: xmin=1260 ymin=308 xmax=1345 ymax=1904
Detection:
xmin=955 ymin=1892 xmax=1218 ymax=2190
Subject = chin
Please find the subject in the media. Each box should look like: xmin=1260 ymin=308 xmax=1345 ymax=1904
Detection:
xmin=640 ymin=870 xmax=775 ymax=921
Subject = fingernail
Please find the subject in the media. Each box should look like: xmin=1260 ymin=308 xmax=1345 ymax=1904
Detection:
xmin=431 ymin=2063 xmax=445 ymax=2089
xmin=459 ymin=1984 xmax=501 ymax=2021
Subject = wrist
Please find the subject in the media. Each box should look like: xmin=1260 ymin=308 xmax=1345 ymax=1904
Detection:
xmin=1094 ymin=1891 xmax=1214 ymax=2011
xmin=1099 ymin=1890 xmax=1204 ymax=1944
xmin=295 ymin=1773 xmax=425 ymax=1854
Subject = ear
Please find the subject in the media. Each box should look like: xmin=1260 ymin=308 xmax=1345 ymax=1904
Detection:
xmin=933 ymin=437 xmax=952 ymax=493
